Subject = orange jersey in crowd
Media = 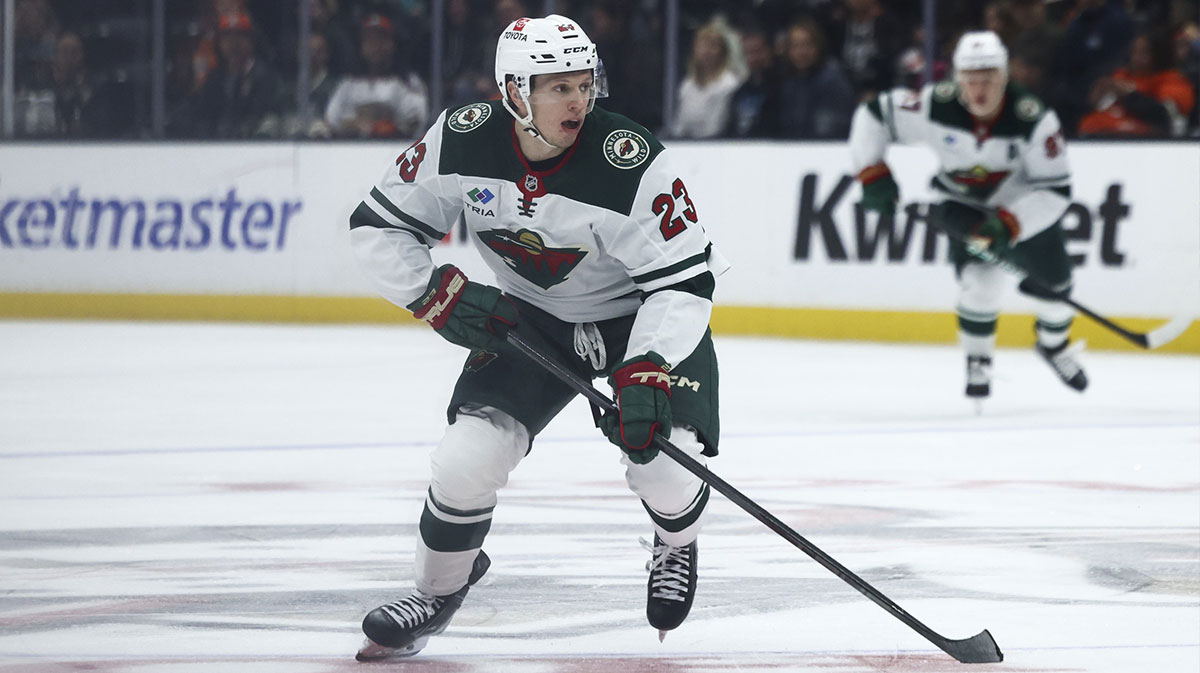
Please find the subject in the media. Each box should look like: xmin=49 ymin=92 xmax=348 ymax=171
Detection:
xmin=1079 ymin=68 xmax=1196 ymax=136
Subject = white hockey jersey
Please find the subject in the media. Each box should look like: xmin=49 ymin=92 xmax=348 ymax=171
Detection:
xmin=350 ymin=101 xmax=728 ymax=366
xmin=849 ymin=81 xmax=1072 ymax=240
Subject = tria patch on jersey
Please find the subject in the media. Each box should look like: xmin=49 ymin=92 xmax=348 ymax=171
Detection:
xmin=462 ymin=183 xmax=498 ymax=217
xmin=448 ymin=103 xmax=491 ymax=133
xmin=603 ymin=129 xmax=650 ymax=169
xmin=477 ymin=228 xmax=587 ymax=289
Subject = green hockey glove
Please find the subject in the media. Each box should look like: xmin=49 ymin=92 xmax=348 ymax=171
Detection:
xmin=600 ymin=352 xmax=672 ymax=464
xmin=857 ymin=162 xmax=899 ymax=215
xmin=406 ymin=264 xmax=518 ymax=352
xmin=968 ymin=207 xmax=1021 ymax=256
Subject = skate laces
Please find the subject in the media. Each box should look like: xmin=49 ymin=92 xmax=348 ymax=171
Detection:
xmin=1042 ymin=340 xmax=1085 ymax=379
xmin=573 ymin=322 xmax=606 ymax=371
xmin=966 ymin=356 xmax=992 ymax=384
xmin=640 ymin=537 xmax=690 ymax=603
xmin=380 ymin=591 xmax=443 ymax=629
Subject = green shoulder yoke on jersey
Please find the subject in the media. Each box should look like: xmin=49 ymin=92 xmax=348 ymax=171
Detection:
xmin=929 ymin=80 xmax=1047 ymax=140
xmin=437 ymin=100 xmax=515 ymax=178
xmin=437 ymin=102 xmax=665 ymax=217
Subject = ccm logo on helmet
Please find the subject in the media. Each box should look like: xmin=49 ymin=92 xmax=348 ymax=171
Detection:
xmin=563 ymin=46 xmax=589 ymax=54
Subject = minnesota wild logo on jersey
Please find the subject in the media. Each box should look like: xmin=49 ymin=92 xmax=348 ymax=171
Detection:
xmin=477 ymin=228 xmax=587 ymax=290
xmin=448 ymin=103 xmax=491 ymax=132
xmin=947 ymin=166 xmax=1012 ymax=200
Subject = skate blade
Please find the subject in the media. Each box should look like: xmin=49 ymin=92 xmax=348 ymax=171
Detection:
xmin=972 ymin=398 xmax=984 ymax=416
xmin=658 ymin=629 xmax=668 ymax=643
xmin=355 ymin=637 xmax=423 ymax=662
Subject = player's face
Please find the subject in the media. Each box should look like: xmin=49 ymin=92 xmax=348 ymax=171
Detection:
xmin=527 ymin=71 xmax=594 ymax=148
xmin=957 ymin=68 xmax=1006 ymax=119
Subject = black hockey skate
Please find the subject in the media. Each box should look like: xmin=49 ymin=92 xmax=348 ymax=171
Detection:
xmin=1036 ymin=340 xmax=1088 ymax=392
xmin=965 ymin=355 xmax=992 ymax=399
xmin=355 ymin=550 xmax=491 ymax=661
xmin=642 ymin=534 xmax=697 ymax=641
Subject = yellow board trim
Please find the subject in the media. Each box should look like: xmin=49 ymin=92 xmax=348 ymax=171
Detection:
xmin=1 ymin=293 xmax=1196 ymax=353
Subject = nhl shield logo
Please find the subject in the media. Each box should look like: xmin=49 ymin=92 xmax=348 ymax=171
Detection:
xmin=603 ymin=129 xmax=650 ymax=169
xmin=448 ymin=103 xmax=491 ymax=133
xmin=524 ymin=174 xmax=539 ymax=192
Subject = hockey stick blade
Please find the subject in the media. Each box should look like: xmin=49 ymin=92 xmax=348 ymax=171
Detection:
xmin=1145 ymin=313 xmax=1196 ymax=350
xmin=504 ymin=329 xmax=1003 ymax=664
xmin=938 ymin=629 xmax=1004 ymax=664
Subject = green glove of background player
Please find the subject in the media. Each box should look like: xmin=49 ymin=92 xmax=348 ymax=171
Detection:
xmin=407 ymin=264 xmax=518 ymax=352
xmin=857 ymin=162 xmax=899 ymax=214
xmin=968 ymin=207 xmax=1021 ymax=256
xmin=600 ymin=352 xmax=672 ymax=464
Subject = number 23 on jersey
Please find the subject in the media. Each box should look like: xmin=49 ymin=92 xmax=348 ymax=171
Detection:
xmin=652 ymin=177 xmax=697 ymax=241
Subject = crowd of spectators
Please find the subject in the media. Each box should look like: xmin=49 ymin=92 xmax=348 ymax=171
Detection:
xmin=5 ymin=0 xmax=1198 ymax=140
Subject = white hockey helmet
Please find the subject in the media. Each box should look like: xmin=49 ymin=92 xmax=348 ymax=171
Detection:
xmin=952 ymin=30 xmax=1008 ymax=74
xmin=494 ymin=15 xmax=607 ymax=128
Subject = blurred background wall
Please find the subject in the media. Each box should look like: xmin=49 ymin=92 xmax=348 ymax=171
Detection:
xmin=0 ymin=0 xmax=1197 ymax=351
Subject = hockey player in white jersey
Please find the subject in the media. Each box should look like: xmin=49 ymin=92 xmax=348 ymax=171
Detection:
xmin=849 ymin=30 xmax=1087 ymax=402
xmin=349 ymin=15 xmax=727 ymax=660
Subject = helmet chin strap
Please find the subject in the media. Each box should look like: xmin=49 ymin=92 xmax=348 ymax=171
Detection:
xmin=507 ymin=91 xmax=559 ymax=150
xmin=519 ymin=119 xmax=558 ymax=149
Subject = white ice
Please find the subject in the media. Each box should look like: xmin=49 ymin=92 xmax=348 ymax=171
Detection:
xmin=0 ymin=320 xmax=1196 ymax=673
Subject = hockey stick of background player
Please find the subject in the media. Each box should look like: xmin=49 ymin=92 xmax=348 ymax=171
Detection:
xmin=503 ymin=328 xmax=1003 ymax=664
xmin=927 ymin=209 xmax=1194 ymax=350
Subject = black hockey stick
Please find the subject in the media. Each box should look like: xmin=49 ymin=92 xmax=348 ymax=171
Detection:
xmin=928 ymin=211 xmax=1193 ymax=349
xmin=504 ymin=329 xmax=1003 ymax=664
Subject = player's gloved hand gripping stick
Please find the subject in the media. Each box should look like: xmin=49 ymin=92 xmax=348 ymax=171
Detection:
xmin=501 ymin=326 xmax=1004 ymax=664
xmin=599 ymin=352 xmax=673 ymax=463
xmin=408 ymin=264 xmax=519 ymax=352
xmin=857 ymin=162 xmax=900 ymax=215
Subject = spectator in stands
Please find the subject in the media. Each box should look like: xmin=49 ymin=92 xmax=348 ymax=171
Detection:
xmin=50 ymin=31 xmax=100 ymax=137
xmin=492 ymin=0 xmax=529 ymax=30
xmin=1051 ymin=0 xmax=1135 ymax=135
xmin=310 ymin=0 xmax=356 ymax=76
xmin=182 ymin=11 xmax=284 ymax=138
xmin=1005 ymin=0 xmax=1061 ymax=102
xmin=724 ymin=27 xmax=780 ymax=137
xmin=282 ymin=31 xmax=339 ymax=138
xmin=442 ymin=0 xmax=494 ymax=109
xmin=828 ymin=0 xmax=909 ymax=102
xmin=1010 ymin=0 xmax=1062 ymax=49
xmin=325 ymin=13 xmax=429 ymax=139
xmin=891 ymin=24 xmax=949 ymax=91
xmin=13 ymin=0 xmax=57 ymax=91
xmin=776 ymin=19 xmax=856 ymax=139
xmin=12 ymin=0 xmax=58 ymax=136
xmin=983 ymin=1 xmax=1021 ymax=46
xmin=1009 ymin=43 xmax=1053 ymax=102
xmin=1078 ymin=30 xmax=1195 ymax=138
xmin=669 ymin=18 xmax=744 ymax=138
xmin=590 ymin=0 xmax=667 ymax=130
xmin=1175 ymin=19 xmax=1200 ymax=135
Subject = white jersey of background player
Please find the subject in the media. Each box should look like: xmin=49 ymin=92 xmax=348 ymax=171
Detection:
xmin=349 ymin=14 xmax=727 ymax=660
xmin=849 ymin=30 xmax=1087 ymax=403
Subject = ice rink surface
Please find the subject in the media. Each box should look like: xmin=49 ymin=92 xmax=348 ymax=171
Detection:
xmin=1 ymin=320 xmax=1197 ymax=673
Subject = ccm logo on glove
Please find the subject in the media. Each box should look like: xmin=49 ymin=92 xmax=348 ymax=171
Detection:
xmin=601 ymin=352 xmax=673 ymax=463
